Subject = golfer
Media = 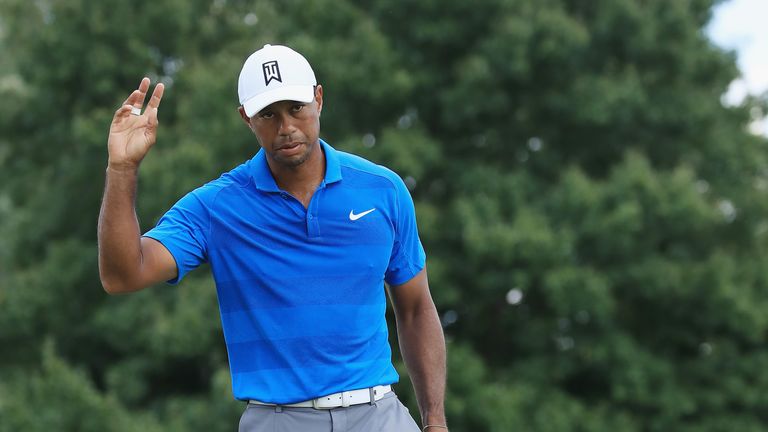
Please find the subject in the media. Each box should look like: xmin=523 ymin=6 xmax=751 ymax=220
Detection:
xmin=98 ymin=44 xmax=448 ymax=432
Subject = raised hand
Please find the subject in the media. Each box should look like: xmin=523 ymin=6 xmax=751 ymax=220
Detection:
xmin=108 ymin=77 xmax=165 ymax=171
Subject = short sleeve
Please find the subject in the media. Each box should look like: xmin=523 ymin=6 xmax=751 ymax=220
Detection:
xmin=143 ymin=189 xmax=211 ymax=285
xmin=384 ymin=176 xmax=427 ymax=286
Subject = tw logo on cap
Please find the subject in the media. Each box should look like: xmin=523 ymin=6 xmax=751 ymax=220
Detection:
xmin=262 ymin=60 xmax=282 ymax=85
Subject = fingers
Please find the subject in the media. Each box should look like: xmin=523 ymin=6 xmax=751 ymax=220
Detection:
xmin=118 ymin=77 xmax=150 ymax=113
xmin=145 ymin=107 xmax=160 ymax=149
xmin=120 ymin=90 xmax=142 ymax=107
xmin=138 ymin=77 xmax=150 ymax=94
xmin=112 ymin=104 xmax=135 ymax=122
xmin=118 ymin=78 xmax=165 ymax=119
xmin=147 ymin=107 xmax=159 ymax=128
xmin=131 ymin=77 xmax=150 ymax=114
xmin=145 ymin=83 xmax=165 ymax=112
xmin=133 ymin=77 xmax=150 ymax=111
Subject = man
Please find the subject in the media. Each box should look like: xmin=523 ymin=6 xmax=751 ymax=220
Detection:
xmin=98 ymin=44 xmax=448 ymax=432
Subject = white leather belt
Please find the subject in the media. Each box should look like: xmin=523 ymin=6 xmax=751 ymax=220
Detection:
xmin=248 ymin=385 xmax=391 ymax=409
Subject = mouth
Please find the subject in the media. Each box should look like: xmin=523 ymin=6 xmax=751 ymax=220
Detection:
xmin=278 ymin=142 xmax=301 ymax=150
xmin=275 ymin=141 xmax=304 ymax=156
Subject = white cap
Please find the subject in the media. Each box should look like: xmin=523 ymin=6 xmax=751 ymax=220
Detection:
xmin=238 ymin=44 xmax=317 ymax=118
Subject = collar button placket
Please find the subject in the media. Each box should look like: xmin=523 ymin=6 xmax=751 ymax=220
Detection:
xmin=306 ymin=187 xmax=322 ymax=238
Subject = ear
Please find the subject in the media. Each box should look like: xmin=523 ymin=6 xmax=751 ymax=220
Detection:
xmin=314 ymin=85 xmax=323 ymax=115
xmin=237 ymin=106 xmax=253 ymax=127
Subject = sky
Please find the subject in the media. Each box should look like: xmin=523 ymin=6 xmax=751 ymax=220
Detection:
xmin=707 ymin=0 xmax=768 ymax=108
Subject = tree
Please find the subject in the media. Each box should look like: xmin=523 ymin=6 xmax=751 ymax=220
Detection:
xmin=2 ymin=0 xmax=767 ymax=430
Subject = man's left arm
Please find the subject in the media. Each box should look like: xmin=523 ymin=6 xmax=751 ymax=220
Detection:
xmin=388 ymin=268 xmax=448 ymax=431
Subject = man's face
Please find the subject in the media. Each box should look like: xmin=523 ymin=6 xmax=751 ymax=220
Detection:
xmin=239 ymin=85 xmax=323 ymax=168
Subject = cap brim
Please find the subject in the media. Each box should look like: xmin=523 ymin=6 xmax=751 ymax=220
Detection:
xmin=242 ymin=85 xmax=315 ymax=118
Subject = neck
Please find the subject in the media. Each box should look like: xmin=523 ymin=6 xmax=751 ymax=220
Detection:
xmin=267 ymin=140 xmax=325 ymax=198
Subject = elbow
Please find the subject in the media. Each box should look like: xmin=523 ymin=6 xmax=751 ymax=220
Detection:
xmin=99 ymin=269 xmax=137 ymax=295
xmin=101 ymin=281 xmax=122 ymax=295
xmin=100 ymin=278 xmax=128 ymax=295
xmin=98 ymin=253 xmax=143 ymax=294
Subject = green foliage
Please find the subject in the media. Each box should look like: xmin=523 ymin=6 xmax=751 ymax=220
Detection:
xmin=3 ymin=0 xmax=768 ymax=430
xmin=0 ymin=340 xmax=163 ymax=432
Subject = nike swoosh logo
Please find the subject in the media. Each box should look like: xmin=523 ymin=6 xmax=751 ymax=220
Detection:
xmin=349 ymin=208 xmax=376 ymax=221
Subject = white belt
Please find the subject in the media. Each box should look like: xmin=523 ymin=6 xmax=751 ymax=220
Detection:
xmin=248 ymin=385 xmax=392 ymax=409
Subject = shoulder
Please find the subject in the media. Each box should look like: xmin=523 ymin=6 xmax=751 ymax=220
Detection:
xmin=207 ymin=161 xmax=251 ymax=189
xmin=336 ymin=150 xmax=406 ymax=191
xmin=180 ymin=160 xmax=253 ymax=207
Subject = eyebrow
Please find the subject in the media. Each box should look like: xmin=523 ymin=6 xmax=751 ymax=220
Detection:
xmin=257 ymin=101 xmax=307 ymax=115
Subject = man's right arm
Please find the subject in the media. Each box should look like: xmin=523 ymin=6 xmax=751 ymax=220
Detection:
xmin=98 ymin=167 xmax=176 ymax=294
xmin=98 ymin=78 xmax=175 ymax=294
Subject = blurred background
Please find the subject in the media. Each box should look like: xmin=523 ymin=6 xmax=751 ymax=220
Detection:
xmin=2 ymin=0 xmax=768 ymax=430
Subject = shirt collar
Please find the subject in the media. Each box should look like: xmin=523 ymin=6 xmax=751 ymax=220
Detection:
xmin=321 ymin=139 xmax=343 ymax=185
xmin=251 ymin=138 xmax=342 ymax=192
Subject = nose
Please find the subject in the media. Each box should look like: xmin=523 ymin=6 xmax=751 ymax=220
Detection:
xmin=277 ymin=113 xmax=297 ymax=136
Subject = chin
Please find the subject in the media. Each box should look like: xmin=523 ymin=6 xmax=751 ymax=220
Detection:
xmin=274 ymin=149 xmax=312 ymax=167
xmin=279 ymin=156 xmax=309 ymax=167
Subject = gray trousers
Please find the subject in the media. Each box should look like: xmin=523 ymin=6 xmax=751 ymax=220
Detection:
xmin=238 ymin=391 xmax=421 ymax=432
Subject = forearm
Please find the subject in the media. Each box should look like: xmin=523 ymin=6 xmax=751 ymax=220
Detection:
xmin=97 ymin=166 xmax=144 ymax=293
xmin=396 ymin=302 xmax=447 ymax=427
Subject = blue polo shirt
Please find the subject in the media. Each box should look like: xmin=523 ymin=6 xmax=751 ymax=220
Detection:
xmin=143 ymin=139 xmax=426 ymax=403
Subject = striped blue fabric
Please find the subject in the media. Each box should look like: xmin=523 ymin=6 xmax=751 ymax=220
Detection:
xmin=143 ymin=140 xmax=426 ymax=404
